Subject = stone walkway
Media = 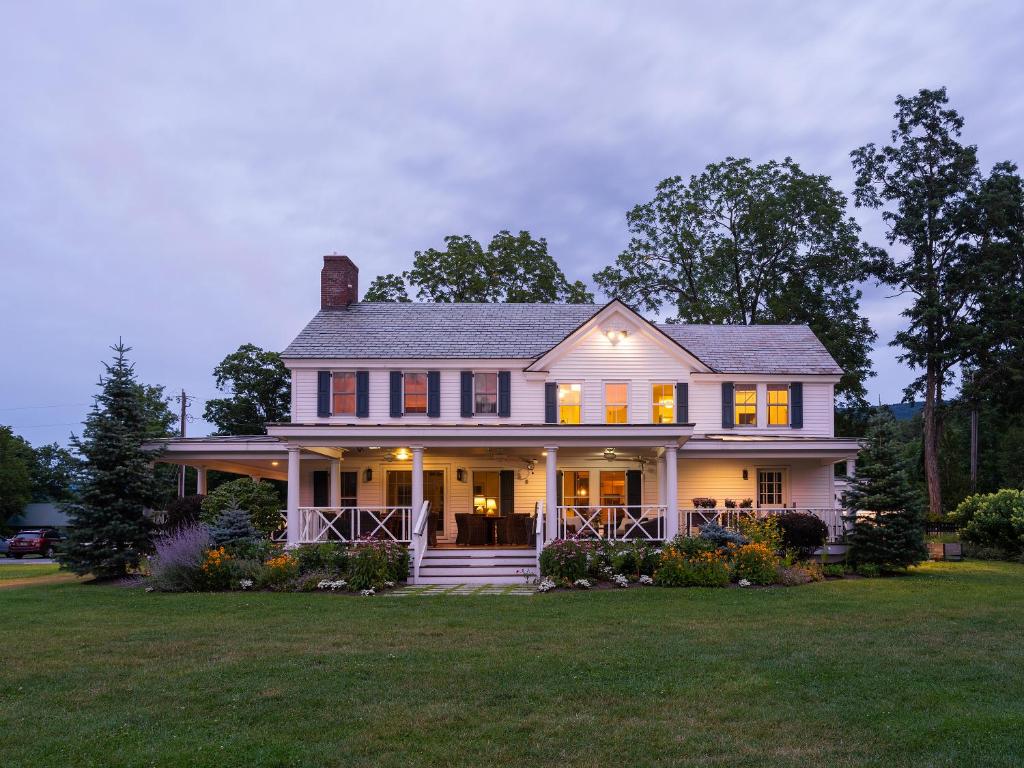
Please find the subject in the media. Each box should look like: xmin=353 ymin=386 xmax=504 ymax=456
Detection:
xmin=386 ymin=583 xmax=535 ymax=596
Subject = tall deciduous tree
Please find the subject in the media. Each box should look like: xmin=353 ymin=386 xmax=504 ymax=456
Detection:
xmin=29 ymin=443 xmax=79 ymax=502
xmin=375 ymin=230 xmax=594 ymax=303
xmin=851 ymin=87 xmax=1019 ymax=515
xmin=61 ymin=342 xmax=169 ymax=577
xmin=203 ymin=344 xmax=291 ymax=435
xmin=0 ymin=426 xmax=35 ymax=527
xmin=593 ymin=157 xmax=878 ymax=407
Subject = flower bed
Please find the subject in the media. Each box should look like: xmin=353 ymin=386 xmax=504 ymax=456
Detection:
xmin=147 ymin=525 xmax=408 ymax=595
xmin=536 ymin=516 xmax=854 ymax=592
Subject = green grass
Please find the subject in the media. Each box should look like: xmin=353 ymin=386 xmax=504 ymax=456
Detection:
xmin=1 ymin=562 xmax=1023 ymax=767
xmin=0 ymin=562 xmax=60 ymax=581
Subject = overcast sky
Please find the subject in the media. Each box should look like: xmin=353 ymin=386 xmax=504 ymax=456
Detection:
xmin=2 ymin=1 xmax=1021 ymax=446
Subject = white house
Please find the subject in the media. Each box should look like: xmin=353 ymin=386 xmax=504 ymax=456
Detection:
xmin=154 ymin=255 xmax=859 ymax=583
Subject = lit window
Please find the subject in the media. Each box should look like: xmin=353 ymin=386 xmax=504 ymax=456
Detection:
xmin=558 ymin=383 xmax=581 ymax=424
xmin=652 ymin=383 xmax=675 ymax=424
xmin=734 ymin=385 xmax=756 ymax=426
xmin=331 ymin=372 xmax=356 ymax=415
xmin=472 ymin=471 xmax=500 ymax=515
xmin=757 ymin=469 xmax=784 ymax=507
xmin=604 ymin=383 xmax=628 ymax=424
xmin=767 ymin=385 xmax=789 ymax=426
xmin=562 ymin=470 xmax=590 ymax=507
xmin=474 ymin=372 xmax=497 ymax=414
xmin=404 ymin=372 xmax=427 ymax=414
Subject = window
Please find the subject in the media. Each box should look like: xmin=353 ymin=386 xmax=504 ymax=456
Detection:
xmin=474 ymin=372 xmax=498 ymax=415
xmin=734 ymin=385 xmax=757 ymax=426
xmin=767 ymin=385 xmax=789 ymax=426
xmin=599 ymin=471 xmax=625 ymax=506
xmin=404 ymin=372 xmax=427 ymax=414
xmin=331 ymin=372 xmax=356 ymax=415
xmin=604 ymin=383 xmax=628 ymax=424
xmin=757 ymin=469 xmax=784 ymax=508
xmin=472 ymin=471 xmax=500 ymax=515
xmin=558 ymin=383 xmax=582 ymax=424
xmin=652 ymin=383 xmax=675 ymax=424
xmin=562 ymin=471 xmax=590 ymax=507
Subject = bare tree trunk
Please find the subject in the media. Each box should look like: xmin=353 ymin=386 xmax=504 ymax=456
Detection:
xmin=922 ymin=365 xmax=943 ymax=516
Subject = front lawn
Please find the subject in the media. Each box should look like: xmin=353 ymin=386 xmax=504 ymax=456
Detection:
xmin=0 ymin=562 xmax=60 ymax=581
xmin=1 ymin=561 xmax=1022 ymax=767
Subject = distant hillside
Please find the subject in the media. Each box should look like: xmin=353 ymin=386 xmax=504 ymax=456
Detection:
xmin=885 ymin=402 xmax=923 ymax=421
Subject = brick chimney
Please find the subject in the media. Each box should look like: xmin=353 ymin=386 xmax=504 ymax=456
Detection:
xmin=321 ymin=255 xmax=359 ymax=309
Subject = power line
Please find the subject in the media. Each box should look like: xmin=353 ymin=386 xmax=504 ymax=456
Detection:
xmin=0 ymin=403 xmax=91 ymax=411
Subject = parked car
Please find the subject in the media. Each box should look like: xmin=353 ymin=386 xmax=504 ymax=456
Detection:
xmin=7 ymin=529 xmax=64 ymax=558
xmin=0 ymin=536 xmax=10 ymax=556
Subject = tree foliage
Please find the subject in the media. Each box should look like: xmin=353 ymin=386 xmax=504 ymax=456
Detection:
xmin=0 ymin=426 xmax=35 ymax=527
xmin=371 ymin=230 xmax=594 ymax=304
xmin=29 ymin=442 xmax=79 ymax=502
xmin=60 ymin=342 xmax=168 ymax=578
xmin=200 ymin=477 xmax=282 ymax=536
xmin=845 ymin=410 xmax=927 ymax=570
xmin=593 ymin=157 xmax=877 ymax=407
xmin=203 ymin=344 xmax=291 ymax=435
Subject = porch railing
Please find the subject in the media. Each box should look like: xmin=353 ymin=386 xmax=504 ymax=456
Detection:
xmin=557 ymin=505 xmax=667 ymax=541
xmin=410 ymin=500 xmax=431 ymax=581
xmin=679 ymin=507 xmax=852 ymax=543
xmin=297 ymin=506 xmax=412 ymax=544
xmin=534 ymin=501 xmax=545 ymax=563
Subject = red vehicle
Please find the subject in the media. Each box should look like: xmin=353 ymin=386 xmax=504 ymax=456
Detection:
xmin=7 ymin=529 xmax=64 ymax=559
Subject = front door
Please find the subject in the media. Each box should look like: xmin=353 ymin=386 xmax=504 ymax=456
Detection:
xmin=386 ymin=470 xmax=445 ymax=535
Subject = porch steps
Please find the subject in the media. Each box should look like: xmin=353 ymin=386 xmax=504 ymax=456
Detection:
xmin=414 ymin=548 xmax=538 ymax=585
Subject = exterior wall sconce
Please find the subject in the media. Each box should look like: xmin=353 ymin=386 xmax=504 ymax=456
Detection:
xmin=362 ymin=468 xmax=373 ymax=483
xmin=605 ymin=329 xmax=628 ymax=346
xmin=456 ymin=467 xmax=467 ymax=483
xmin=742 ymin=469 xmax=749 ymax=480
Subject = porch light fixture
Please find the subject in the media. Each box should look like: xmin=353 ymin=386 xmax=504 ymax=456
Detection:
xmin=605 ymin=329 xmax=628 ymax=346
xmin=456 ymin=467 xmax=467 ymax=483
xmin=271 ymin=461 xmax=279 ymax=466
xmin=394 ymin=448 xmax=410 ymax=461
xmin=363 ymin=468 xmax=373 ymax=483
xmin=742 ymin=469 xmax=749 ymax=480
xmin=603 ymin=448 xmax=617 ymax=462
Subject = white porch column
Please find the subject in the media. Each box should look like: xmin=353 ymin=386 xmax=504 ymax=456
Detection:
xmin=329 ymin=458 xmax=341 ymax=507
xmin=663 ymin=445 xmax=679 ymax=539
xmin=545 ymin=446 xmax=558 ymax=541
xmin=411 ymin=446 xmax=425 ymax=516
xmin=656 ymin=456 xmax=666 ymax=506
xmin=286 ymin=446 xmax=301 ymax=548
xmin=196 ymin=466 xmax=208 ymax=496
xmin=845 ymin=458 xmax=856 ymax=478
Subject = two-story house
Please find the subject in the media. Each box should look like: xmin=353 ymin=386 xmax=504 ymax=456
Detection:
xmin=156 ymin=255 xmax=859 ymax=583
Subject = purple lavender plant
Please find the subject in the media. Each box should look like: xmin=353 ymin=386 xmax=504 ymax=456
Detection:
xmin=148 ymin=523 xmax=211 ymax=592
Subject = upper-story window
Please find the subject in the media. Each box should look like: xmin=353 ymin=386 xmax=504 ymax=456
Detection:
xmin=474 ymin=372 xmax=498 ymax=415
xmin=652 ymin=383 xmax=675 ymax=424
xmin=605 ymin=383 xmax=628 ymax=424
xmin=404 ymin=372 xmax=428 ymax=414
xmin=767 ymin=385 xmax=789 ymax=426
xmin=734 ymin=385 xmax=757 ymax=426
xmin=558 ymin=383 xmax=582 ymax=424
xmin=332 ymin=372 xmax=356 ymax=415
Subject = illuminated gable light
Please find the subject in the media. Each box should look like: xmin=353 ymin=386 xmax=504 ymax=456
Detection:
xmin=605 ymin=329 xmax=628 ymax=346
xmin=271 ymin=461 xmax=279 ymax=466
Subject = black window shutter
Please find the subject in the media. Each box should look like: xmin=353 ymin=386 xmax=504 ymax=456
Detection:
xmin=721 ymin=382 xmax=734 ymax=428
xmin=317 ymin=371 xmax=331 ymax=417
xmin=790 ymin=382 xmax=803 ymax=429
xmin=556 ymin=470 xmax=564 ymax=507
xmin=340 ymin=472 xmax=357 ymax=505
xmin=499 ymin=469 xmax=515 ymax=515
xmin=544 ymin=382 xmax=558 ymax=424
xmin=498 ymin=371 xmax=511 ymax=417
xmin=460 ymin=371 xmax=474 ymax=418
xmin=676 ymin=382 xmax=689 ymax=424
xmin=389 ymin=371 xmax=403 ymax=417
xmin=312 ymin=470 xmax=330 ymax=507
xmin=626 ymin=469 xmax=642 ymax=507
xmin=427 ymin=370 xmax=441 ymax=417
xmin=356 ymin=371 xmax=369 ymax=418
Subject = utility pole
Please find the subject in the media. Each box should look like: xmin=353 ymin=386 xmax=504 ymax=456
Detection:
xmin=175 ymin=389 xmax=193 ymax=498
xmin=970 ymin=408 xmax=979 ymax=492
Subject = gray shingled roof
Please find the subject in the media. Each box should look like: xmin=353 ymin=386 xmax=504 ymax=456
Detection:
xmin=281 ymin=302 xmax=843 ymax=375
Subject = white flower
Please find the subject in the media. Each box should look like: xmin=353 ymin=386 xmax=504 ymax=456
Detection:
xmin=144 ymin=586 xmax=154 ymax=593
xmin=239 ymin=579 xmax=254 ymax=590
xmin=360 ymin=588 xmax=375 ymax=596
xmin=638 ymin=575 xmax=654 ymax=585
xmin=738 ymin=578 xmax=751 ymax=588
xmin=573 ymin=578 xmax=592 ymax=589
xmin=536 ymin=578 xmax=557 ymax=593
xmin=612 ymin=574 xmax=629 ymax=588
xmin=317 ymin=579 xmax=347 ymax=591
xmin=383 ymin=581 xmax=395 ymax=588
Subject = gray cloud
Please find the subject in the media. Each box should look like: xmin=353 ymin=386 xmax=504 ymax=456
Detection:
xmin=1 ymin=1 xmax=1021 ymax=443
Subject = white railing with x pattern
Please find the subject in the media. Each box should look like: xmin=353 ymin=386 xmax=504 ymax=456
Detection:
xmin=557 ymin=505 xmax=667 ymax=541
xmin=410 ymin=500 xmax=432 ymax=581
xmin=297 ymin=506 xmax=412 ymax=544
xmin=534 ymin=501 xmax=546 ymax=563
xmin=680 ymin=507 xmax=852 ymax=542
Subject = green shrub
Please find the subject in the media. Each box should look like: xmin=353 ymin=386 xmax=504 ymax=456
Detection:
xmin=955 ymin=489 xmax=1024 ymax=554
xmin=162 ymin=495 xmax=205 ymax=530
xmin=208 ymin=504 xmax=258 ymax=547
xmin=855 ymin=562 xmax=881 ymax=578
xmin=737 ymin=515 xmax=782 ymax=551
xmin=225 ymin=558 xmax=267 ymax=590
xmin=200 ymin=478 xmax=283 ymax=536
xmin=654 ymin=537 xmax=730 ymax=587
xmin=774 ymin=512 xmax=828 ymax=556
xmin=732 ymin=543 xmax=779 ymax=585
xmin=605 ymin=540 xmax=660 ymax=578
xmin=347 ymin=539 xmax=409 ymax=590
xmin=295 ymin=542 xmax=350 ymax=576
xmin=226 ymin=537 xmax=280 ymax=562
xmin=822 ymin=563 xmax=846 ymax=578
xmin=539 ymin=538 xmax=601 ymax=582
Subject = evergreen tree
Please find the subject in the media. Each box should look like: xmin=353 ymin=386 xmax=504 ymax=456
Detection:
xmin=60 ymin=342 xmax=164 ymax=578
xmin=0 ymin=426 xmax=35 ymax=527
xmin=844 ymin=410 xmax=928 ymax=570
xmin=208 ymin=500 xmax=257 ymax=546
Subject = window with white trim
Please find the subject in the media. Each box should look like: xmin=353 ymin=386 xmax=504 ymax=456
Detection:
xmin=404 ymin=372 xmax=427 ymax=414
xmin=734 ymin=384 xmax=757 ymax=426
xmin=558 ymin=383 xmax=582 ymax=424
xmin=474 ymin=372 xmax=497 ymax=415
xmin=604 ymin=382 xmax=629 ymax=424
xmin=767 ymin=385 xmax=789 ymax=426
xmin=652 ymin=383 xmax=675 ymax=424
xmin=331 ymin=372 xmax=356 ymax=416
xmin=757 ymin=469 xmax=785 ymax=508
